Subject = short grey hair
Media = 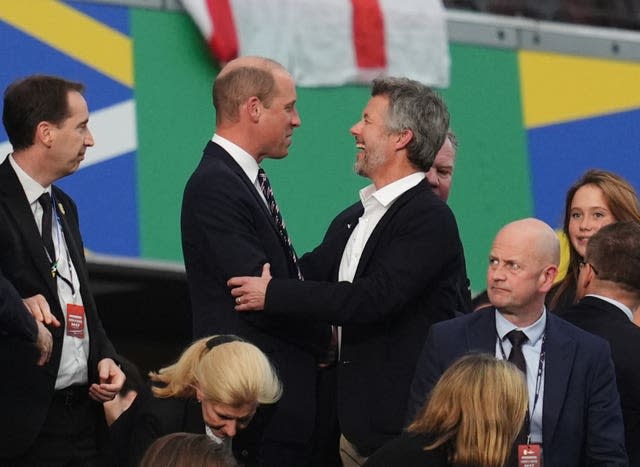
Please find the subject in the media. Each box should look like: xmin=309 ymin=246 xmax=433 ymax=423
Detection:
xmin=371 ymin=77 xmax=449 ymax=171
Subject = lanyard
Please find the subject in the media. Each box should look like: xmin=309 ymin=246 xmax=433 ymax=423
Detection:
xmin=46 ymin=192 xmax=76 ymax=297
xmin=497 ymin=330 xmax=546 ymax=444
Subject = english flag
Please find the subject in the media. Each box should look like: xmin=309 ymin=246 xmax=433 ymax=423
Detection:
xmin=180 ymin=0 xmax=450 ymax=88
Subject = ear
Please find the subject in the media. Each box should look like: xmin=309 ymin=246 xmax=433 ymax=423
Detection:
xmin=539 ymin=265 xmax=558 ymax=293
xmin=246 ymin=96 xmax=262 ymax=123
xmin=36 ymin=121 xmax=54 ymax=148
xmin=195 ymin=385 xmax=205 ymax=403
xmin=579 ymin=263 xmax=595 ymax=295
xmin=394 ymin=128 xmax=413 ymax=151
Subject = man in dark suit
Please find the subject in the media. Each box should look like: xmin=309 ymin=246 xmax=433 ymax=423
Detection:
xmin=229 ymin=77 xmax=471 ymax=465
xmin=558 ymin=221 xmax=640 ymax=466
xmin=408 ymin=218 xmax=627 ymax=467
xmin=0 ymin=269 xmax=53 ymax=366
xmin=181 ymin=56 xmax=330 ymax=466
xmin=0 ymin=75 xmax=125 ymax=465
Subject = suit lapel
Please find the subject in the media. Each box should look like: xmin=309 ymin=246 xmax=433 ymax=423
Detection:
xmin=0 ymin=160 xmax=58 ymax=299
xmin=542 ymin=314 xmax=576 ymax=446
xmin=210 ymin=143 xmax=286 ymax=245
xmin=354 ymin=181 xmax=425 ymax=278
xmin=466 ymin=308 xmax=499 ymax=352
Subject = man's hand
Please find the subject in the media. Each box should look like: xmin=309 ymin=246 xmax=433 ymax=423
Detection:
xmin=89 ymin=358 xmax=125 ymax=403
xmin=34 ymin=320 xmax=53 ymax=366
xmin=227 ymin=263 xmax=272 ymax=311
xmin=23 ymin=294 xmax=61 ymax=327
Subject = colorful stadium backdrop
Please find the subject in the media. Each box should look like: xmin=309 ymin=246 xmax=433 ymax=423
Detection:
xmin=1 ymin=1 xmax=639 ymax=291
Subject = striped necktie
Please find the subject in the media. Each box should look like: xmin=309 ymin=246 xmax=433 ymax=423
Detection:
xmin=257 ymin=168 xmax=303 ymax=280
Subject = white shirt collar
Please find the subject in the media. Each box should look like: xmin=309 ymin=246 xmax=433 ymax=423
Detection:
xmin=586 ymin=294 xmax=634 ymax=321
xmin=495 ymin=308 xmax=547 ymax=345
xmin=359 ymin=172 xmax=425 ymax=208
xmin=8 ymin=154 xmax=50 ymax=204
xmin=212 ymin=133 xmax=260 ymax=183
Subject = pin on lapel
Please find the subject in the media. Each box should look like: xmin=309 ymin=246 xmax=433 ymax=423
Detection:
xmin=57 ymin=203 xmax=65 ymax=215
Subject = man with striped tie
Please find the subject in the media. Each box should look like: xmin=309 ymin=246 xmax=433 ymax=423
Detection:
xmin=181 ymin=56 xmax=331 ymax=467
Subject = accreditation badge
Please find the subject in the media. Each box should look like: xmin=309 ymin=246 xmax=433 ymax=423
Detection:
xmin=518 ymin=444 xmax=542 ymax=467
xmin=66 ymin=303 xmax=85 ymax=338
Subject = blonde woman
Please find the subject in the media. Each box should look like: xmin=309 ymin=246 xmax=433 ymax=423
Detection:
xmin=363 ymin=354 xmax=527 ymax=467
xmin=131 ymin=335 xmax=281 ymax=466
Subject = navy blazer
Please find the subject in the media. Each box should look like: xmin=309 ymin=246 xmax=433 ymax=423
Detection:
xmin=408 ymin=307 xmax=627 ymax=467
xmin=0 ymin=159 xmax=118 ymax=458
xmin=181 ymin=142 xmax=330 ymax=454
xmin=560 ymin=296 xmax=640 ymax=467
xmin=0 ymin=267 xmax=37 ymax=342
xmin=266 ymin=180 xmax=471 ymax=455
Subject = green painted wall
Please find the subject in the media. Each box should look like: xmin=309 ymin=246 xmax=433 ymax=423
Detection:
xmin=132 ymin=9 xmax=532 ymax=292
xmin=442 ymin=44 xmax=532 ymax=289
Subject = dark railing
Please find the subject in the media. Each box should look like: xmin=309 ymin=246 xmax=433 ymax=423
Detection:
xmin=444 ymin=0 xmax=640 ymax=30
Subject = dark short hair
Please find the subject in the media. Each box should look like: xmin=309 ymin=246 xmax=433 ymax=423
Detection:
xmin=2 ymin=75 xmax=84 ymax=151
xmin=371 ymin=77 xmax=449 ymax=171
xmin=586 ymin=221 xmax=640 ymax=294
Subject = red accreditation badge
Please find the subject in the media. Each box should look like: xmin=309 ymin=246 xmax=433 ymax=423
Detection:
xmin=518 ymin=444 xmax=542 ymax=467
xmin=66 ymin=304 xmax=85 ymax=338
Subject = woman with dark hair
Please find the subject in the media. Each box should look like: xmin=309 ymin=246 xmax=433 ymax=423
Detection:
xmin=549 ymin=169 xmax=640 ymax=311
xmin=363 ymin=354 xmax=527 ymax=467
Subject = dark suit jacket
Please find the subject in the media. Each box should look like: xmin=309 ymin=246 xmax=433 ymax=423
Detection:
xmin=408 ymin=307 xmax=627 ymax=467
xmin=130 ymin=393 xmax=270 ymax=467
xmin=181 ymin=142 xmax=330 ymax=450
xmin=559 ymin=295 xmax=640 ymax=467
xmin=0 ymin=267 xmax=36 ymax=342
xmin=0 ymin=159 xmax=118 ymax=458
xmin=129 ymin=396 xmax=205 ymax=466
xmin=266 ymin=180 xmax=471 ymax=455
xmin=362 ymin=432 xmax=450 ymax=467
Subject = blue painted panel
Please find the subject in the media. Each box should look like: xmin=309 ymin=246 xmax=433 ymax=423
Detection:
xmin=529 ymin=108 xmax=640 ymax=229
xmin=57 ymin=152 xmax=139 ymax=256
xmin=0 ymin=20 xmax=131 ymax=144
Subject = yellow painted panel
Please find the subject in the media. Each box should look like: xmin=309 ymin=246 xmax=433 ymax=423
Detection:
xmin=0 ymin=0 xmax=132 ymax=87
xmin=520 ymin=50 xmax=640 ymax=128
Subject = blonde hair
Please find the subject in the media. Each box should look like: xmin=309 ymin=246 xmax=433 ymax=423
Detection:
xmin=149 ymin=336 xmax=282 ymax=407
xmin=408 ymin=353 xmax=527 ymax=467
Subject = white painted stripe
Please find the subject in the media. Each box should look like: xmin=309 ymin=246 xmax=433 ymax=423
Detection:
xmin=180 ymin=0 xmax=213 ymax=39
xmin=0 ymin=99 xmax=137 ymax=170
xmin=84 ymin=99 xmax=138 ymax=168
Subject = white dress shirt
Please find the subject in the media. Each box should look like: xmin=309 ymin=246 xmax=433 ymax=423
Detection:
xmin=337 ymin=172 xmax=425 ymax=347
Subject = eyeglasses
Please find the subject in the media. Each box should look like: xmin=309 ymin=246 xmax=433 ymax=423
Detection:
xmin=578 ymin=260 xmax=599 ymax=275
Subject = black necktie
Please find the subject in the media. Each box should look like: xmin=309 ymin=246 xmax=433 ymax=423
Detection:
xmin=507 ymin=330 xmax=528 ymax=376
xmin=38 ymin=193 xmax=56 ymax=262
xmin=257 ymin=169 xmax=303 ymax=280
xmin=506 ymin=329 xmax=529 ymax=466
